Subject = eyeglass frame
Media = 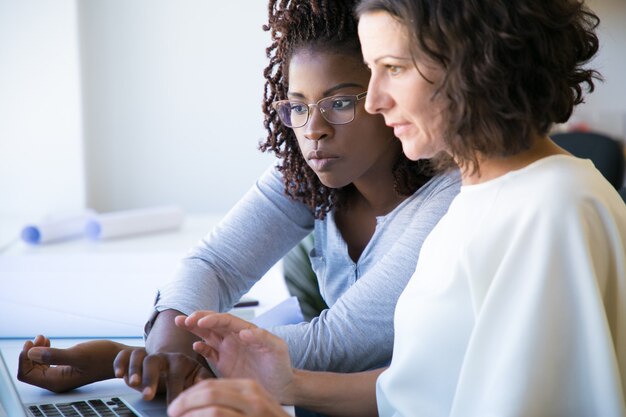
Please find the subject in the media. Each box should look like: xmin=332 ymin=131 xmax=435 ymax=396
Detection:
xmin=271 ymin=91 xmax=368 ymax=128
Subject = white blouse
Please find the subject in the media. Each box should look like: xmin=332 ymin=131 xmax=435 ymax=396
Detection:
xmin=377 ymin=155 xmax=626 ymax=417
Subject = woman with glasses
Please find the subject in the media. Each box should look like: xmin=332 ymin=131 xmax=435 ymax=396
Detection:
xmin=163 ymin=0 xmax=626 ymax=416
xmin=18 ymin=0 xmax=459 ymax=403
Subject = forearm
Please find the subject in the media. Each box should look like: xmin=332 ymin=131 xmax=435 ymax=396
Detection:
xmin=145 ymin=309 xmax=200 ymax=358
xmin=287 ymin=368 xmax=383 ymax=417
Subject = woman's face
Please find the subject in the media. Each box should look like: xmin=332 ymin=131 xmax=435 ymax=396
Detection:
xmin=287 ymin=49 xmax=398 ymax=189
xmin=358 ymin=11 xmax=448 ymax=161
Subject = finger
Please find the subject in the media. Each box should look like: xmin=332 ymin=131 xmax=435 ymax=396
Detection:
xmin=26 ymin=347 xmax=79 ymax=366
xmin=167 ymin=380 xmax=239 ymax=417
xmin=196 ymin=313 xmax=256 ymax=335
xmin=192 ymin=341 xmax=219 ymax=364
xmin=127 ymin=349 xmax=148 ymax=387
xmin=173 ymin=314 xmax=188 ymax=329
xmin=113 ymin=349 xmax=131 ymax=379
xmin=180 ymin=310 xmax=216 ymax=329
xmin=113 ymin=349 xmax=132 ymax=378
xmin=196 ymin=366 xmax=216 ymax=383
xmin=168 ymin=379 xmax=283 ymax=417
xmin=141 ymin=355 xmax=167 ymax=401
xmin=239 ymin=327 xmax=285 ymax=351
xmin=187 ymin=323 xmax=224 ymax=347
xmin=181 ymin=323 xmax=224 ymax=344
xmin=164 ymin=370 xmax=185 ymax=406
xmin=21 ymin=340 xmax=34 ymax=354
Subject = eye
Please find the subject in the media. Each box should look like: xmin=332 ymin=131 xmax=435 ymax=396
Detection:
xmin=290 ymin=103 xmax=308 ymax=115
xmin=386 ymin=64 xmax=402 ymax=76
xmin=330 ymin=98 xmax=354 ymax=111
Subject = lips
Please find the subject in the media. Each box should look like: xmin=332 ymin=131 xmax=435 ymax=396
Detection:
xmin=307 ymin=150 xmax=339 ymax=171
xmin=387 ymin=122 xmax=412 ymax=138
xmin=307 ymin=150 xmax=338 ymax=160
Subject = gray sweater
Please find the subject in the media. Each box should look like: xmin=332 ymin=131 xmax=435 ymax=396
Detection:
xmin=153 ymin=165 xmax=460 ymax=372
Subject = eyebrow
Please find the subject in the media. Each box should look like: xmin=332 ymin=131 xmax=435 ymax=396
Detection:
xmin=371 ymin=55 xmax=413 ymax=64
xmin=288 ymin=82 xmax=364 ymax=99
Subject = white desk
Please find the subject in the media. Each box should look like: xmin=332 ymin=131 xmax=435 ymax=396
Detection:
xmin=0 ymin=214 xmax=290 ymax=338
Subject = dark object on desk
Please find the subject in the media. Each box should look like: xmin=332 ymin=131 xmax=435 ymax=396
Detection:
xmin=234 ymin=299 xmax=260 ymax=308
xmin=551 ymin=131 xmax=625 ymax=189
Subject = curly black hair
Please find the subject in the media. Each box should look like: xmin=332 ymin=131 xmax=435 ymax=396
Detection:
xmin=259 ymin=0 xmax=431 ymax=219
xmin=357 ymin=0 xmax=602 ymax=174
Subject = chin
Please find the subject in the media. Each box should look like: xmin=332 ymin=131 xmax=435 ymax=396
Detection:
xmin=397 ymin=143 xmax=420 ymax=161
xmin=317 ymin=174 xmax=349 ymax=190
xmin=399 ymin=135 xmax=434 ymax=161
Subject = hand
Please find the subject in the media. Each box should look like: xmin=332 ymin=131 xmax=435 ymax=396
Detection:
xmin=167 ymin=379 xmax=291 ymax=417
xmin=113 ymin=347 xmax=214 ymax=404
xmin=176 ymin=311 xmax=295 ymax=403
xmin=17 ymin=335 xmax=128 ymax=393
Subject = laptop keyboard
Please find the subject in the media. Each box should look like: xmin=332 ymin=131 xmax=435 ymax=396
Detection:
xmin=28 ymin=397 xmax=139 ymax=417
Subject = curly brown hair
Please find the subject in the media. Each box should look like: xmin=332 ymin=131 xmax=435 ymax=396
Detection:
xmin=356 ymin=0 xmax=602 ymax=174
xmin=259 ymin=0 xmax=431 ymax=219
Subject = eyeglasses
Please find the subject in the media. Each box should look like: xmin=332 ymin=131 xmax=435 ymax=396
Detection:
xmin=272 ymin=92 xmax=367 ymax=128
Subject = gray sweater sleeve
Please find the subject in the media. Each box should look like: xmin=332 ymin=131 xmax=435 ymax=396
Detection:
xmin=154 ymin=165 xmax=314 ymax=315
xmin=271 ymin=172 xmax=461 ymax=372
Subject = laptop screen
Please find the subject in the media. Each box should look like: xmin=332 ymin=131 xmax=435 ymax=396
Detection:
xmin=0 ymin=350 xmax=28 ymax=417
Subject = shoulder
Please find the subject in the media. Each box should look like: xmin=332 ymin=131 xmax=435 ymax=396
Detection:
xmin=407 ymin=168 xmax=462 ymax=206
xmin=427 ymin=168 xmax=462 ymax=193
xmin=504 ymin=155 xmax=617 ymax=210
xmin=490 ymin=155 xmax=626 ymax=234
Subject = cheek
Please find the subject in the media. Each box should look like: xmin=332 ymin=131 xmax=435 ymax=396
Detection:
xmin=357 ymin=113 xmax=392 ymax=139
xmin=294 ymin=131 xmax=308 ymax=152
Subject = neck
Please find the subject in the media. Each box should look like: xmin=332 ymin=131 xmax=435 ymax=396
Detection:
xmin=350 ymin=144 xmax=407 ymax=216
xmin=349 ymin=183 xmax=406 ymax=216
xmin=459 ymin=134 xmax=568 ymax=186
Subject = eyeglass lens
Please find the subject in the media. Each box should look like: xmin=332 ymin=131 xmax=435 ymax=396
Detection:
xmin=276 ymin=96 xmax=357 ymax=128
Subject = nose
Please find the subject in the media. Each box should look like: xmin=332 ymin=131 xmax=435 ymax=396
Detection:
xmin=303 ymin=105 xmax=331 ymax=141
xmin=364 ymin=73 xmax=390 ymax=115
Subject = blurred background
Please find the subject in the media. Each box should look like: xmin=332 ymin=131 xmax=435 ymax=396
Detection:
xmin=0 ymin=0 xmax=273 ymax=246
xmin=0 ymin=0 xmax=625 ymax=247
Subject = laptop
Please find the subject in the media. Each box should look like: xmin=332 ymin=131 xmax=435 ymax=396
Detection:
xmin=0 ymin=350 xmax=167 ymax=417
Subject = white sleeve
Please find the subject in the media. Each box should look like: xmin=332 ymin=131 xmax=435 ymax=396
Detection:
xmin=451 ymin=200 xmax=626 ymax=417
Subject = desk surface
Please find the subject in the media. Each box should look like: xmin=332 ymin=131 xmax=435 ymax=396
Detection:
xmin=0 ymin=214 xmax=290 ymax=338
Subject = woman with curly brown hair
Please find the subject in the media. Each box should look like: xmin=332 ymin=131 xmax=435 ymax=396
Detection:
xmin=165 ymin=0 xmax=626 ymax=416
xmin=17 ymin=0 xmax=459 ymax=404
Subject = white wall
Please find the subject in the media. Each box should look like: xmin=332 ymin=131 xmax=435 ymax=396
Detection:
xmin=1 ymin=0 xmax=625 ymax=236
xmin=78 ymin=0 xmax=274 ymax=214
xmin=569 ymin=0 xmax=626 ymax=140
xmin=0 ymin=0 xmax=85 ymax=227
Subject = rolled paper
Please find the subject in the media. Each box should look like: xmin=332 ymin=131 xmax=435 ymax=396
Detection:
xmin=84 ymin=205 xmax=184 ymax=240
xmin=21 ymin=210 xmax=96 ymax=245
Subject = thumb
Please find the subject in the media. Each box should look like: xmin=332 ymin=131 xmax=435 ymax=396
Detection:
xmin=27 ymin=347 xmax=77 ymax=365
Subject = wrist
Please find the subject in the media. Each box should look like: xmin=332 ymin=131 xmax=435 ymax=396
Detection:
xmin=284 ymin=368 xmax=306 ymax=406
xmin=145 ymin=309 xmax=199 ymax=356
